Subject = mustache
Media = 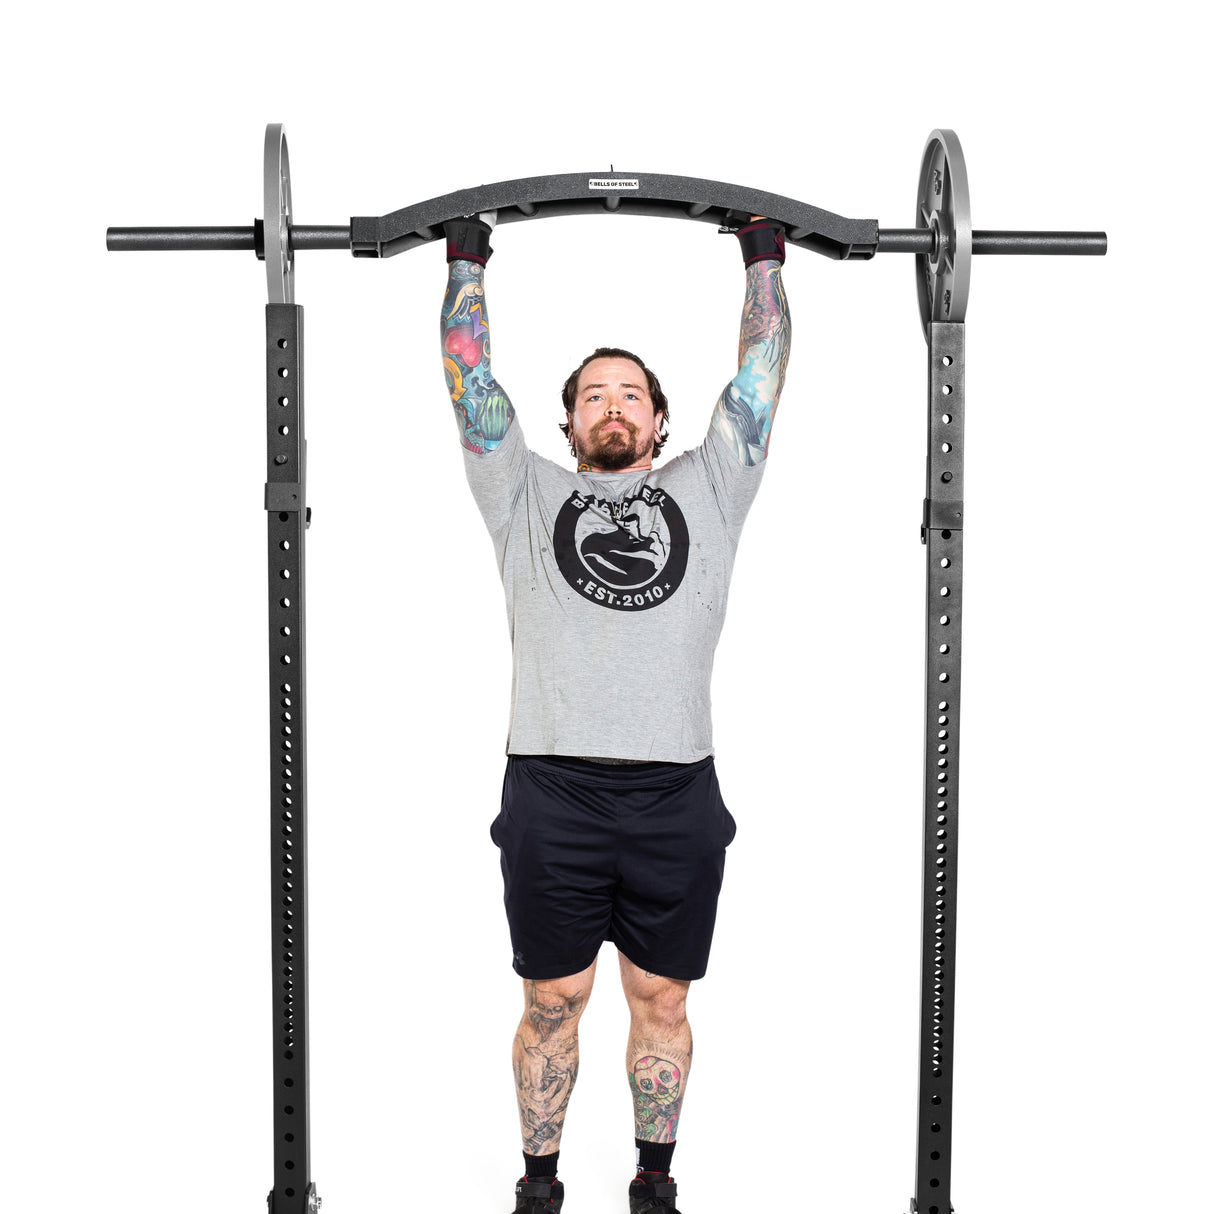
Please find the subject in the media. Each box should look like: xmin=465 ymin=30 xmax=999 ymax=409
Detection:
xmin=594 ymin=417 xmax=637 ymax=436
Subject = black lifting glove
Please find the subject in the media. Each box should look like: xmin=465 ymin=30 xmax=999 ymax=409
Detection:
xmin=444 ymin=216 xmax=494 ymax=265
xmin=733 ymin=219 xmax=786 ymax=267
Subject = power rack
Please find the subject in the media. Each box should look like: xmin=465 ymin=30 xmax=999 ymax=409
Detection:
xmin=108 ymin=125 xmax=1108 ymax=1214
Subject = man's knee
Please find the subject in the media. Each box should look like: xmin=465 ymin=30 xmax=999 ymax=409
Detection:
xmin=619 ymin=955 xmax=689 ymax=1026
xmin=521 ymin=958 xmax=597 ymax=1037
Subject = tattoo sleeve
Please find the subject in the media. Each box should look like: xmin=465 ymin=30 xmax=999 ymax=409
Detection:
xmin=710 ymin=259 xmax=791 ymax=465
xmin=440 ymin=259 xmax=517 ymax=453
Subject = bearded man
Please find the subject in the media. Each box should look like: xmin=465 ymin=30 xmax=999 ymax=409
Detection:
xmin=440 ymin=210 xmax=791 ymax=1214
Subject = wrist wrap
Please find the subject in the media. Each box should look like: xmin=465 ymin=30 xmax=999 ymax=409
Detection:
xmin=444 ymin=217 xmax=494 ymax=265
xmin=734 ymin=220 xmax=786 ymax=267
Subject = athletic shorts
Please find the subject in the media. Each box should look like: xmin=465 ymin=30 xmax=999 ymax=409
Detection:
xmin=489 ymin=753 xmax=738 ymax=981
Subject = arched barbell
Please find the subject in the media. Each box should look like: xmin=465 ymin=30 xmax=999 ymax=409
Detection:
xmin=107 ymin=124 xmax=1106 ymax=339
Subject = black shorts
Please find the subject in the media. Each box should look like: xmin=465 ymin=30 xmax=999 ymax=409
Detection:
xmin=489 ymin=753 xmax=738 ymax=981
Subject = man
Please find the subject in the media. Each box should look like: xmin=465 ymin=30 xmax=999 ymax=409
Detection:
xmin=440 ymin=209 xmax=790 ymax=1213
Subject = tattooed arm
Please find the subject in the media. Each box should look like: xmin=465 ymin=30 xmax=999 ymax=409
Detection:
xmin=440 ymin=237 xmax=517 ymax=453
xmin=710 ymin=224 xmax=792 ymax=466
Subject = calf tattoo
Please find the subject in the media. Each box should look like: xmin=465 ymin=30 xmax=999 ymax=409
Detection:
xmin=629 ymin=1035 xmax=692 ymax=1143
xmin=514 ymin=982 xmax=585 ymax=1154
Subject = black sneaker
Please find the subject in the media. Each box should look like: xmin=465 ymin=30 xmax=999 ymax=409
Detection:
xmin=629 ymin=1172 xmax=681 ymax=1213
xmin=513 ymin=1175 xmax=564 ymax=1212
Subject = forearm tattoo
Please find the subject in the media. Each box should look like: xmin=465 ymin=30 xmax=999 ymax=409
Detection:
xmin=628 ymin=1034 xmax=692 ymax=1144
xmin=711 ymin=260 xmax=791 ymax=465
xmin=440 ymin=259 xmax=516 ymax=452
xmin=513 ymin=981 xmax=586 ymax=1155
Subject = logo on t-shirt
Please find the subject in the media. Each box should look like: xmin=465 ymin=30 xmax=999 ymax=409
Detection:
xmin=553 ymin=485 xmax=689 ymax=611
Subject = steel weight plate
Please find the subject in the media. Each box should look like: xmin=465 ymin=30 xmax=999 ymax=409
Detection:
xmin=915 ymin=129 xmax=971 ymax=339
xmin=264 ymin=124 xmax=294 ymax=304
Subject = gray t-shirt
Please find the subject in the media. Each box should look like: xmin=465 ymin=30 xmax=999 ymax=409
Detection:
xmin=463 ymin=418 xmax=765 ymax=762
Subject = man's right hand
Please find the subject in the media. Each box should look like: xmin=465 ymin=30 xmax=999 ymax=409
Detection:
xmin=444 ymin=216 xmax=494 ymax=266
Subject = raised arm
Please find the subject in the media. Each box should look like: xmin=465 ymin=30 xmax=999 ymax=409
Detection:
xmin=440 ymin=215 xmax=516 ymax=453
xmin=710 ymin=220 xmax=791 ymax=465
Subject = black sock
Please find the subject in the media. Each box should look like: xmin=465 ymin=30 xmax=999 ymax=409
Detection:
xmin=524 ymin=1149 xmax=559 ymax=1180
xmin=636 ymin=1138 xmax=676 ymax=1177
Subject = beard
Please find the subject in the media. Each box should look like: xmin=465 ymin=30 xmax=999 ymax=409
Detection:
xmin=583 ymin=420 xmax=649 ymax=471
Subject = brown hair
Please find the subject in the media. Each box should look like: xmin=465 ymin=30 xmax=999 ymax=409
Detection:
xmin=559 ymin=347 xmax=670 ymax=461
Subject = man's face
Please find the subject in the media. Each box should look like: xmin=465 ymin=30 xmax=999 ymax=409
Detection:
xmin=568 ymin=358 xmax=664 ymax=472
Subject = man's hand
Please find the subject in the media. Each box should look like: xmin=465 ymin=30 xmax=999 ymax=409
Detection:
xmin=733 ymin=216 xmax=786 ymax=268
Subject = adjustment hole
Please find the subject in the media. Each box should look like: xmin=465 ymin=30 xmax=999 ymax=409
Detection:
xmin=278 ymin=338 xmax=289 ymax=349
xmin=279 ymin=425 xmax=290 ymax=436
xmin=278 ymin=396 xmax=290 ymax=407
xmin=940 ymin=558 xmax=950 ymax=568
xmin=941 ymin=414 xmax=951 ymax=424
xmin=939 ymin=586 xmax=950 ymax=597
xmin=278 ymin=368 xmax=289 ymax=379
xmin=939 ymin=644 xmax=949 ymax=654
xmin=942 ymin=443 xmax=951 ymax=452
xmin=938 ymin=700 xmax=949 ymax=710
xmin=942 ymin=356 xmax=952 ymax=366
xmin=940 ymin=615 xmax=950 ymax=625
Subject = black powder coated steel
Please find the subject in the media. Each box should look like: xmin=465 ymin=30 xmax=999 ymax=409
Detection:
xmin=264 ymin=304 xmax=317 ymax=1214
xmin=348 ymin=172 xmax=878 ymax=258
xmin=912 ymin=323 xmax=965 ymax=1214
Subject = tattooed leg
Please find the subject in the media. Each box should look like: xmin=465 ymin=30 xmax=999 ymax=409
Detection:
xmin=619 ymin=953 xmax=693 ymax=1144
xmin=512 ymin=958 xmax=597 ymax=1158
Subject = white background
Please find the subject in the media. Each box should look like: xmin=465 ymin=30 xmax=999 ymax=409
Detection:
xmin=3 ymin=5 xmax=1210 ymax=1214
